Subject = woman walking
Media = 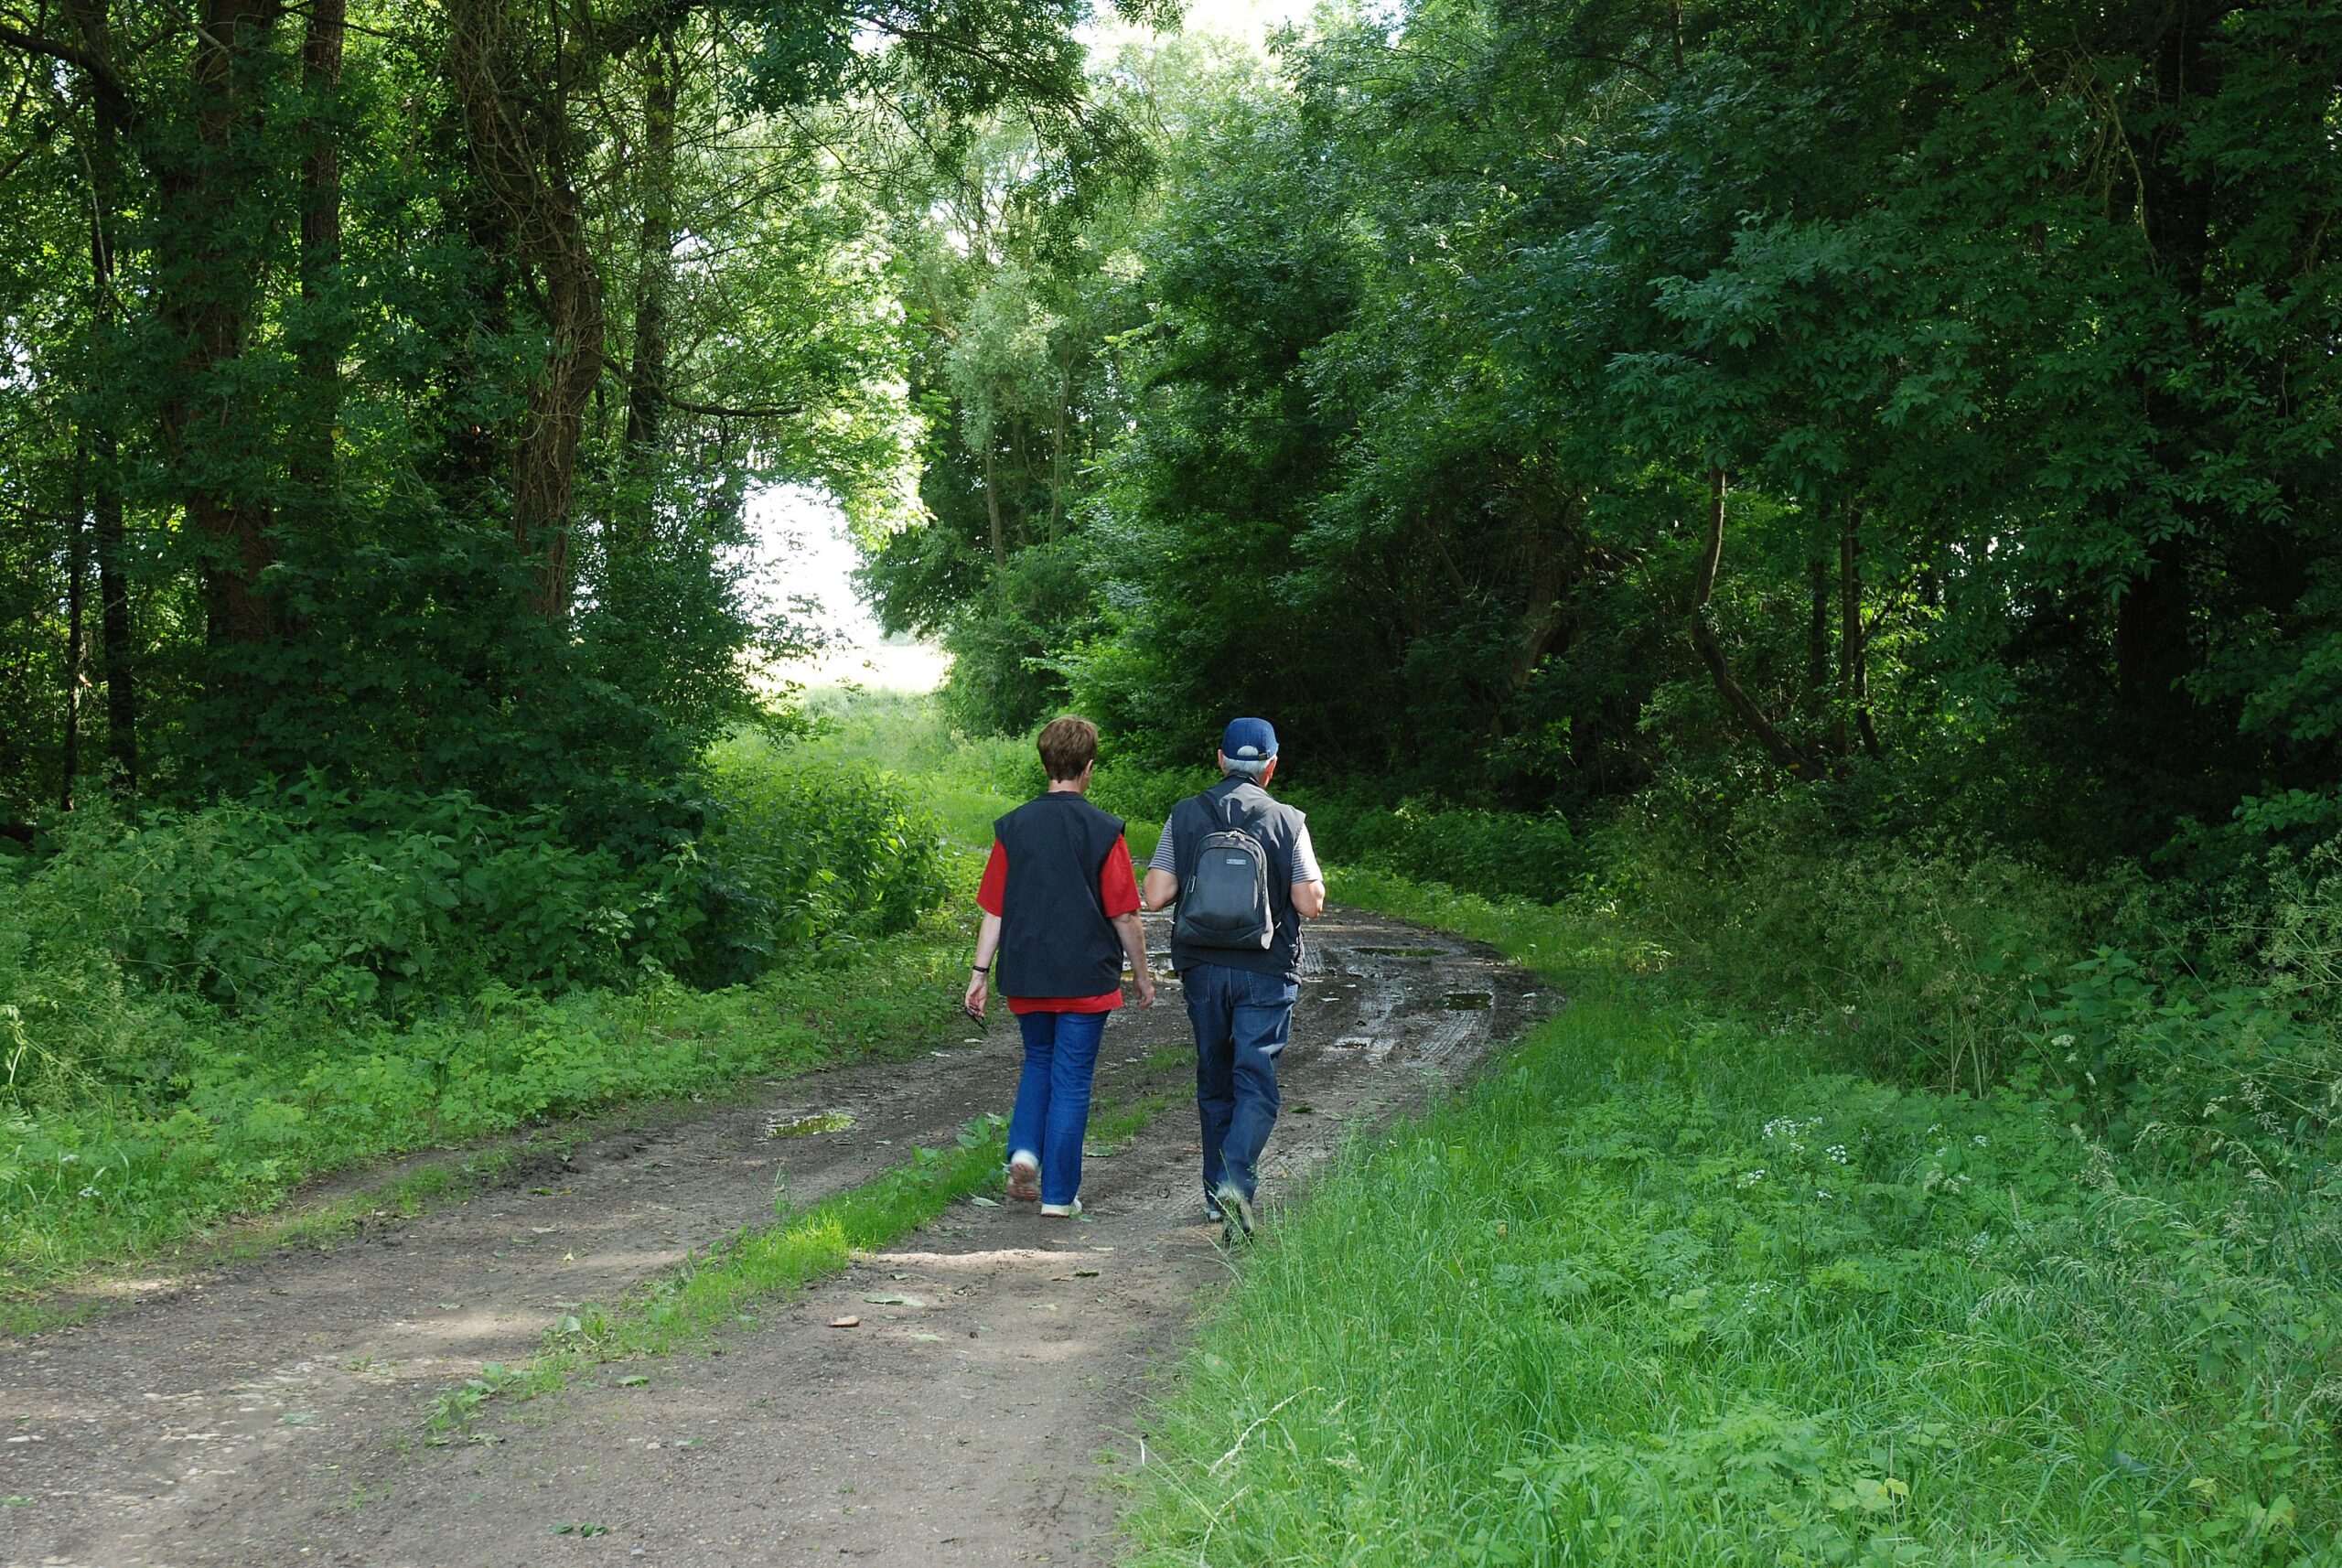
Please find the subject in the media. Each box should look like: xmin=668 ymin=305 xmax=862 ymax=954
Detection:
xmin=964 ymin=716 xmax=1155 ymax=1216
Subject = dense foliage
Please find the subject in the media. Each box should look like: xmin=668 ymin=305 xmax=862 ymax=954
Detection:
xmin=0 ymin=737 xmax=953 ymax=1290
xmin=0 ymin=1 xmax=1158 ymax=1283
xmin=876 ymin=0 xmax=2342 ymax=875
xmin=0 ymin=0 xmax=1170 ymax=847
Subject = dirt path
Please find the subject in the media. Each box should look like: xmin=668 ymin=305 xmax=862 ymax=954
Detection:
xmin=2 ymin=908 xmax=1548 ymax=1567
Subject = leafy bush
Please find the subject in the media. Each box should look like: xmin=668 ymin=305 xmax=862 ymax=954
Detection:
xmin=14 ymin=782 xmax=702 ymax=1021
xmin=1292 ymin=787 xmax=1580 ymax=902
xmin=1090 ymin=758 xmax=1212 ymax=850
xmin=0 ymin=914 xmax=972 ymax=1290
xmin=0 ymin=725 xmax=962 ymax=1292
xmin=1565 ymin=794 xmax=2342 ymax=1165
xmin=1091 ymin=762 xmax=1583 ymax=898
xmin=690 ymin=738 xmax=948 ymax=985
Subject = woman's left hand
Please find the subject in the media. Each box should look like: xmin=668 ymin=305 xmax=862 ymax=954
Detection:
xmin=962 ymin=970 xmax=988 ymax=1022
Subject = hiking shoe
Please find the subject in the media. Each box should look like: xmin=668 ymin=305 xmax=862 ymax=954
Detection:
xmin=1212 ymin=1183 xmax=1256 ymax=1247
xmin=1006 ymin=1150 xmax=1040 ymax=1203
xmin=1039 ymin=1197 xmax=1082 ymax=1219
xmin=1202 ymin=1194 xmax=1226 ymax=1224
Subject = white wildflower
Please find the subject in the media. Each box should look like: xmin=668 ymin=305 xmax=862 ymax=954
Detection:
xmin=1737 ymin=1169 xmax=1767 ymax=1188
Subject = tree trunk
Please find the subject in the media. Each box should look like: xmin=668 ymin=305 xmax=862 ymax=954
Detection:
xmin=982 ymin=439 xmax=1005 ymax=565
xmin=1807 ymin=551 xmax=1831 ymax=721
xmin=1506 ymin=498 xmax=1580 ymax=695
xmin=2116 ymin=534 xmax=2194 ymax=737
xmin=620 ymin=33 xmax=679 ymax=546
xmin=289 ymin=0 xmax=345 ymax=498
xmin=159 ymin=0 xmax=283 ymax=647
xmin=1046 ymin=362 xmax=1071 ymax=539
xmin=1689 ymin=463 xmax=1817 ymax=779
xmin=62 ymin=452 xmax=88 ymax=809
xmin=449 ymin=0 xmax=607 ymax=619
xmin=1840 ymin=501 xmax=1882 ymax=759
xmin=2112 ymin=2 xmax=2234 ymax=764
xmin=67 ymin=2 xmax=137 ymax=792
xmin=1009 ymin=423 xmax=1030 ymax=549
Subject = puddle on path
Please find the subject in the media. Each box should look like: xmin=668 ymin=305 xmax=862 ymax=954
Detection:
xmin=1442 ymin=992 xmax=1494 ymax=1011
xmin=765 ymin=1111 xmax=855 ymax=1137
xmin=1349 ymin=946 xmax=1452 ymax=958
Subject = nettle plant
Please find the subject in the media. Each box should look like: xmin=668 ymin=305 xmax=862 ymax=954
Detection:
xmin=19 ymin=783 xmax=702 ymax=1019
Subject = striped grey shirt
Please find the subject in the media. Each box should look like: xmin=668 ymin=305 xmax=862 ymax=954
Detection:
xmin=1148 ymin=818 xmax=1321 ymax=883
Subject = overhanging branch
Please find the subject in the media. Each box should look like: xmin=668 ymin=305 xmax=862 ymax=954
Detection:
xmin=603 ymin=353 xmax=801 ymax=421
xmin=1689 ymin=461 xmax=1821 ymax=779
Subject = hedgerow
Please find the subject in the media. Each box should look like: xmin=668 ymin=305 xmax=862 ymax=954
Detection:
xmin=0 ymin=738 xmax=959 ymax=1293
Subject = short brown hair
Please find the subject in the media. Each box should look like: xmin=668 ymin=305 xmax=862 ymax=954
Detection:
xmin=1036 ymin=715 xmax=1100 ymax=782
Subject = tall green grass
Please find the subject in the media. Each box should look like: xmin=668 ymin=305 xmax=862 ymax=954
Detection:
xmin=1 ymin=906 xmax=979 ymax=1294
xmin=1 ymin=714 xmax=972 ymax=1298
xmin=792 ymin=686 xmax=1037 ymax=850
xmin=1122 ymin=870 xmax=2342 ymax=1565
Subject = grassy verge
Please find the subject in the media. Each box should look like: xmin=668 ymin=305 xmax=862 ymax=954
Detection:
xmin=1 ymin=905 xmax=981 ymax=1306
xmin=1122 ymin=870 xmax=2342 ymax=1565
xmin=422 ymin=1057 xmax=1184 ymax=1439
xmin=0 ymin=1144 xmax=534 ymax=1339
xmin=425 ymin=1112 xmax=1011 ymax=1438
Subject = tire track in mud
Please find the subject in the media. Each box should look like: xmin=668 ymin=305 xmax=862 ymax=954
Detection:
xmin=1 ymin=908 xmax=1551 ymax=1568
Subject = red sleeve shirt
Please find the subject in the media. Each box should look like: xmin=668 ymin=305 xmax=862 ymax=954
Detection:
xmin=978 ymin=835 xmax=1140 ymax=1014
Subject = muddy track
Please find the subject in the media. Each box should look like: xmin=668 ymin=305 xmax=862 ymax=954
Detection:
xmin=2 ymin=908 xmax=1550 ymax=1567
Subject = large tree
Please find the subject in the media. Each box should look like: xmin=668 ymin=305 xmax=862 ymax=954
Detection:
xmin=0 ymin=0 xmax=1166 ymax=834
xmin=912 ymin=0 xmax=2341 ymax=862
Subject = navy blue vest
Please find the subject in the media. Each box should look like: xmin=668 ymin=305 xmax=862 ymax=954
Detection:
xmin=993 ymin=792 xmax=1128 ymax=999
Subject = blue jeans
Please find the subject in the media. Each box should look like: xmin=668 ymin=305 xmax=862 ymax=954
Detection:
xmin=1007 ymin=1010 xmax=1108 ymax=1207
xmin=1183 ymin=964 xmax=1299 ymax=1204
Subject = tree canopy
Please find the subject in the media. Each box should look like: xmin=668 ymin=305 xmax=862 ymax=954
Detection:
xmin=0 ymin=0 xmax=1164 ymax=847
xmin=3 ymin=0 xmax=2337 ymax=880
xmin=867 ymin=0 xmax=2341 ymax=873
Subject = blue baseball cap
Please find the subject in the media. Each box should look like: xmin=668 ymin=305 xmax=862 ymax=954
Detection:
xmin=1221 ymin=716 xmax=1278 ymax=761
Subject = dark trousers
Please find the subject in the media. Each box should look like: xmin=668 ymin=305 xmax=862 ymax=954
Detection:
xmin=1183 ymin=962 xmax=1299 ymax=1202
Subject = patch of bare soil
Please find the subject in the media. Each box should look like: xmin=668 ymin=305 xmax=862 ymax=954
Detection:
xmin=1 ymin=908 xmax=1549 ymax=1567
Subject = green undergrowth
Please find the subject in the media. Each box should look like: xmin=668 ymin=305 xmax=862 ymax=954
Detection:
xmin=2 ymin=908 xmax=975 ymax=1300
xmin=2 ymin=720 xmax=976 ymax=1302
xmin=426 ymin=1112 xmax=1011 ymax=1438
xmin=1123 ymin=868 xmax=2342 ymax=1566
xmin=790 ymin=687 xmax=1036 ymax=851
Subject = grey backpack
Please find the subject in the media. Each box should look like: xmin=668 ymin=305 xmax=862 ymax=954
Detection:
xmin=1172 ymin=792 xmax=1274 ymax=950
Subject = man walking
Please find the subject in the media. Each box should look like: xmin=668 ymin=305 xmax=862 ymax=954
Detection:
xmin=1141 ymin=717 xmax=1325 ymax=1243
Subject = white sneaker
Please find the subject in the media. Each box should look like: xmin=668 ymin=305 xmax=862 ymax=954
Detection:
xmin=1006 ymin=1151 xmax=1040 ymax=1203
xmin=1039 ymin=1197 xmax=1082 ymax=1219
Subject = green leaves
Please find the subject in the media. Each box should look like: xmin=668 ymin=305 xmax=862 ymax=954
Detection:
xmin=693 ymin=738 xmax=949 ymax=986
